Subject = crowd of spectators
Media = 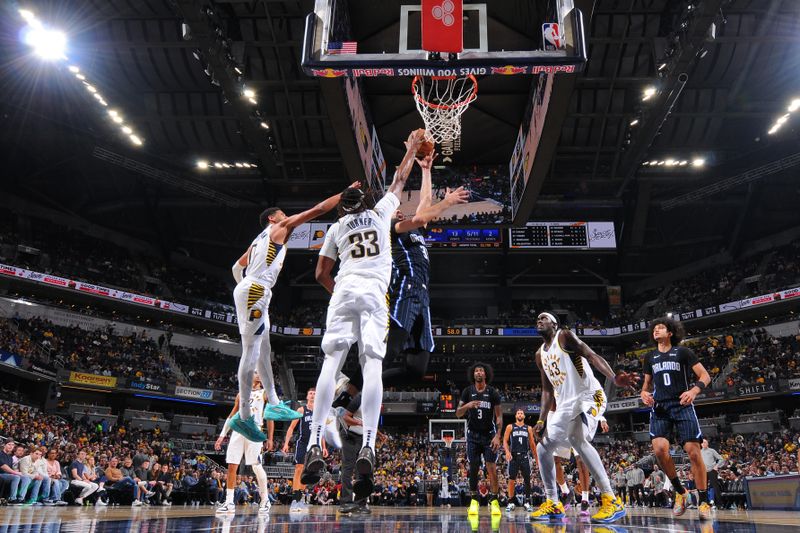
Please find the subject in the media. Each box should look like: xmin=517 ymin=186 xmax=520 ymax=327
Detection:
xmin=727 ymin=330 xmax=800 ymax=386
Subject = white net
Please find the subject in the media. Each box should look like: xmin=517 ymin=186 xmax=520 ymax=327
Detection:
xmin=412 ymin=75 xmax=478 ymax=145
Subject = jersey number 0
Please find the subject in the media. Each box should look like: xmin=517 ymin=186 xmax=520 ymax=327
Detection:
xmin=349 ymin=230 xmax=380 ymax=258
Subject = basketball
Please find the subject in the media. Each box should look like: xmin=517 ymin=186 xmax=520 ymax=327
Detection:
xmin=416 ymin=139 xmax=435 ymax=159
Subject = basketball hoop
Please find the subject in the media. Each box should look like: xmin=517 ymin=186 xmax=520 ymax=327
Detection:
xmin=442 ymin=434 xmax=454 ymax=448
xmin=412 ymin=74 xmax=478 ymax=145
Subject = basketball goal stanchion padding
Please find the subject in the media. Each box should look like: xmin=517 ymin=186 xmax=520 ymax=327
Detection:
xmin=411 ymin=74 xmax=478 ymax=145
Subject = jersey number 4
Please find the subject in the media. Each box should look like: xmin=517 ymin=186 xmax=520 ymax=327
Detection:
xmin=349 ymin=230 xmax=380 ymax=258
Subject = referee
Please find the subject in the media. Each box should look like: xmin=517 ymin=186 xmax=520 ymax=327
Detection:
xmin=701 ymin=439 xmax=724 ymax=508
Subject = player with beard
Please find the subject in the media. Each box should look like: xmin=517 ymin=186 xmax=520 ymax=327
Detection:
xmin=456 ymin=362 xmax=503 ymax=517
xmin=502 ymin=408 xmax=535 ymax=513
xmin=531 ymin=312 xmax=637 ymax=523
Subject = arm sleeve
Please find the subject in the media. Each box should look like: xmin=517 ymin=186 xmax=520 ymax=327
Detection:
xmin=219 ymin=418 xmax=231 ymax=438
xmin=642 ymin=353 xmax=653 ymax=375
xmin=374 ymin=193 xmax=401 ymax=224
xmin=318 ymin=223 xmax=339 ymax=260
xmin=679 ymin=346 xmax=700 ymax=367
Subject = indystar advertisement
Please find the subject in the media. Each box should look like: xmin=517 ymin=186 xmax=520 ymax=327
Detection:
xmin=128 ymin=380 xmax=165 ymax=393
xmin=69 ymin=371 xmax=117 ymax=388
xmin=174 ymin=386 xmax=214 ymax=400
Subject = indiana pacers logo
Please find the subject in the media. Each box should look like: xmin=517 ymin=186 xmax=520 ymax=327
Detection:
xmin=432 ymin=0 xmax=456 ymax=27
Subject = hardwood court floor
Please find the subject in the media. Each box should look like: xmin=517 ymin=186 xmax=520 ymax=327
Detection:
xmin=0 ymin=504 xmax=797 ymax=532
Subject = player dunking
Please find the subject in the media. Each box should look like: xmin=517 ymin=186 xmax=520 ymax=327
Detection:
xmin=229 ymin=183 xmax=361 ymax=441
xmin=502 ymin=408 xmax=535 ymax=513
xmin=332 ymin=152 xmax=468 ymax=404
xmin=531 ymin=312 xmax=637 ymax=523
xmin=456 ymin=362 xmax=503 ymax=517
xmin=641 ymin=317 xmax=712 ymax=520
xmin=214 ymin=372 xmax=273 ymax=514
xmin=281 ymin=387 xmax=326 ymax=512
xmin=303 ymin=129 xmax=427 ymax=497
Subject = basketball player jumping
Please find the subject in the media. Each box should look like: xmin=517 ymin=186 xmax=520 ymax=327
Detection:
xmin=281 ymin=387 xmax=326 ymax=512
xmin=303 ymin=129 xmax=427 ymax=497
xmin=531 ymin=312 xmax=638 ymax=523
xmin=641 ymin=316 xmax=712 ymax=520
xmin=215 ymin=372 xmax=273 ymax=514
xmin=456 ymin=362 xmax=503 ymax=517
xmin=229 ymin=182 xmax=361 ymax=441
xmin=502 ymin=408 xmax=535 ymax=513
xmin=332 ymin=151 xmax=468 ymax=403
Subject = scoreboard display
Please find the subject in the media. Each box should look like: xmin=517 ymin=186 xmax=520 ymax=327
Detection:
xmin=439 ymin=393 xmax=457 ymax=414
xmin=424 ymin=228 xmax=501 ymax=248
xmin=509 ymin=222 xmax=616 ymax=249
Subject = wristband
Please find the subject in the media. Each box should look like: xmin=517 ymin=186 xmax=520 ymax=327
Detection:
xmin=535 ymin=420 xmax=545 ymax=426
xmin=694 ymin=381 xmax=706 ymax=391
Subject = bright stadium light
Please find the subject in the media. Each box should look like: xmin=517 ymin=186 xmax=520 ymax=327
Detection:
xmin=23 ymin=27 xmax=67 ymax=60
xmin=121 ymin=126 xmax=132 ymax=134
xmin=68 ymin=65 xmax=79 ymax=73
xmin=129 ymin=134 xmax=143 ymax=146
xmin=243 ymin=88 xmax=255 ymax=98
xmin=260 ymin=121 xmax=269 ymax=129
xmin=789 ymin=99 xmax=800 ymax=113
xmin=197 ymin=160 xmax=209 ymax=169
xmin=692 ymin=158 xmax=706 ymax=167
xmin=19 ymin=9 xmax=37 ymax=23
xmin=642 ymin=86 xmax=657 ymax=101
xmin=629 ymin=119 xmax=639 ymax=126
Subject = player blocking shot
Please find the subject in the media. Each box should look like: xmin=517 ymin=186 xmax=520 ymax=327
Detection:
xmin=456 ymin=362 xmax=504 ymax=517
xmin=641 ymin=317 xmax=713 ymax=520
xmin=531 ymin=312 xmax=638 ymax=523
xmin=302 ymin=129 xmax=428 ymax=497
xmin=503 ymin=408 xmax=536 ymax=513
xmin=215 ymin=372 xmax=273 ymax=514
xmin=228 ymin=182 xmax=361 ymax=441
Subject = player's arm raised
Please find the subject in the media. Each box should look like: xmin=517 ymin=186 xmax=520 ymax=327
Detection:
xmin=387 ymin=129 xmax=426 ymax=199
xmin=503 ymin=424 xmax=513 ymax=461
xmin=534 ymin=348 xmax=554 ymax=441
xmin=394 ymin=160 xmax=469 ymax=234
xmin=271 ymin=181 xmax=361 ymax=243
xmin=561 ymin=329 xmax=639 ymax=390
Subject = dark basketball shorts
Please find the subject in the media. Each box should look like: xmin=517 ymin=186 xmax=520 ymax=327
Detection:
xmin=507 ymin=454 xmax=531 ymax=478
xmin=467 ymin=431 xmax=498 ymax=465
xmin=649 ymin=399 xmax=703 ymax=445
xmin=294 ymin=439 xmax=309 ymax=465
xmin=389 ymin=283 xmax=434 ymax=352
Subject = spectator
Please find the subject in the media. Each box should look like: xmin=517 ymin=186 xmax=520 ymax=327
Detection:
xmin=70 ymin=449 xmax=100 ymax=505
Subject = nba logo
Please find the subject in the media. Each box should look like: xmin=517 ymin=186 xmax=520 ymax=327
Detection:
xmin=542 ymin=23 xmax=563 ymax=51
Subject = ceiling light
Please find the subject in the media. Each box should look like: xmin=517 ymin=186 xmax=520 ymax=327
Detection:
xmin=85 ymin=84 xmax=97 ymax=93
xmin=235 ymin=162 xmax=243 ymax=168
xmin=642 ymin=86 xmax=657 ymax=101
xmin=248 ymin=97 xmax=257 ymax=105
xmin=129 ymin=134 xmax=142 ymax=146
xmin=111 ymin=115 xmax=123 ymax=124
xmin=108 ymin=109 xmax=119 ymax=117
xmin=121 ymin=126 xmax=132 ymax=134
xmin=630 ymin=119 xmax=639 ymax=126
xmin=97 ymin=99 xmax=107 ymax=106
xmin=68 ymin=65 xmax=79 ymax=73
xmin=24 ymin=27 xmax=67 ymax=60
xmin=768 ymin=125 xmax=780 ymax=135
xmin=649 ymin=160 xmax=658 ymax=165
xmin=197 ymin=160 xmax=209 ymax=169
xmin=692 ymin=158 xmax=705 ymax=167
xmin=657 ymin=161 xmax=665 ymax=166
xmin=19 ymin=9 xmax=36 ymax=22
xmin=642 ymin=161 xmax=650 ymax=166
xmin=658 ymin=63 xmax=667 ymax=71
xmin=776 ymin=114 xmax=790 ymax=125
xmin=75 ymin=73 xmax=85 ymax=80
xmin=234 ymin=67 xmax=243 ymax=75
xmin=665 ymin=159 xmax=676 ymax=166
xmin=243 ymin=88 xmax=255 ymax=98
xmin=679 ymin=160 xmax=688 ymax=166
xmin=789 ymin=99 xmax=800 ymax=113
xmin=214 ymin=162 xmax=223 ymax=168
xmin=260 ymin=121 xmax=269 ymax=129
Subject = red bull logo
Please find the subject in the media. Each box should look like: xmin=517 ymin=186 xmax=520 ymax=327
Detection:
xmin=311 ymin=68 xmax=348 ymax=78
xmin=491 ymin=65 xmax=528 ymax=75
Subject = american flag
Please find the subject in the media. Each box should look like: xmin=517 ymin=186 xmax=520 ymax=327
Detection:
xmin=327 ymin=41 xmax=358 ymax=55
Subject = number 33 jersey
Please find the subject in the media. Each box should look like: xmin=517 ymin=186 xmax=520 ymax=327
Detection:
xmin=540 ymin=330 xmax=601 ymax=416
xmin=320 ymin=193 xmax=399 ymax=287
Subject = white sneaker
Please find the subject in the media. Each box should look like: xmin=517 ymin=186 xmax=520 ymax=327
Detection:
xmin=163 ymin=501 xmax=172 ymax=506
xmin=132 ymin=500 xmax=142 ymax=507
xmin=75 ymin=498 xmax=83 ymax=506
xmin=524 ymin=503 xmax=532 ymax=512
xmin=505 ymin=502 xmax=515 ymax=512
xmin=96 ymin=497 xmax=108 ymax=506
xmin=216 ymin=502 xmax=236 ymax=514
xmin=259 ymin=499 xmax=271 ymax=513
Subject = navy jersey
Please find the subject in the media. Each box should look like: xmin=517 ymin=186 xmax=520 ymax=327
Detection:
xmin=390 ymin=224 xmax=429 ymax=288
xmin=510 ymin=423 xmax=530 ymax=455
xmin=642 ymin=346 xmax=700 ymax=402
xmin=297 ymin=406 xmax=313 ymax=443
xmin=461 ymin=385 xmax=502 ymax=434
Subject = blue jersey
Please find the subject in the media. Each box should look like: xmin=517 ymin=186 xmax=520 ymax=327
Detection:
xmin=510 ymin=424 xmax=530 ymax=455
xmin=297 ymin=406 xmax=313 ymax=443
xmin=390 ymin=225 xmax=429 ymax=289
xmin=643 ymin=346 xmax=699 ymax=403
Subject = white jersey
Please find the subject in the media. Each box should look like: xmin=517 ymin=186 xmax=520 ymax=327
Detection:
xmin=244 ymin=225 xmax=287 ymax=289
xmin=319 ymin=193 xmax=399 ymax=286
xmin=245 ymin=389 xmax=266 ymax=419
xmin=540 ymin=330 xmax=599 ymax=411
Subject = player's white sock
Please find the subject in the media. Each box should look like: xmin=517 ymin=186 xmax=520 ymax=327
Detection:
xmin=360 ymin=356 xmax=383 ymax=452
xmin=257 ymin=335 xmax=281 ymax=405
xmin=237 ymin=337 xmax=260 ymax=420
xmin=226 ymin=489 xmax=235 ymax=505
xmin=582 ymin=491 xmax=589 ymax=502
xmin=559 ymin=482 xmax=569 ymax=494
xmin=253 ymin=464 xmax=268 ymax=501
xmin=308 ymin=346 xmax=348 ymax=449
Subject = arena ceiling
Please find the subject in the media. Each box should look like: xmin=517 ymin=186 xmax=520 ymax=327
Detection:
xmin=1 ymin=0 xmax=799 ymax=281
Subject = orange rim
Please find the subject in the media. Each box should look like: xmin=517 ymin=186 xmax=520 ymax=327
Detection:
xmin=411 ymin=74 xmax=478 ymax=111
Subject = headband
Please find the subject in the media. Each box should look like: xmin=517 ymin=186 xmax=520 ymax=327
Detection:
xmin=538 ymin=312 xmax=558 ymax=325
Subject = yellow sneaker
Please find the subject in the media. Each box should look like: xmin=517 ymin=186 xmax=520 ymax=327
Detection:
xmin=468 ymin=498 xmax=480 ymax=516
xmin=673 ymin=490 xmax=687 ymax=517
xmin=490 ymin=498 xmax=502 ymax=517
xmin=592 ymin=494 xmax=625 ymax=523
xmin=530 ymin=499 xmax=565 ymax=521
xmin=468 ymin=515 xmax=479 ymax=532
xmin=491 ymin=514 xmax=501 ymax=531
xmin=698 ymin=501 xmax=712 ymax=520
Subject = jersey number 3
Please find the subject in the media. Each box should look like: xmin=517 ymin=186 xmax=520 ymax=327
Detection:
xmin=349 ymin=230 xmax=380 ymax=258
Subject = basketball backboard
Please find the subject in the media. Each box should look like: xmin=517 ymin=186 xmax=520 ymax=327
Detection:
xmin=302 ymin=0 xmax=586 ymax=79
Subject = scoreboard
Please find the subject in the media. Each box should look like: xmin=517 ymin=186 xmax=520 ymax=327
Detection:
xmin=439 ymin=393 xmax=457 ymax=414
xmin=425 ymin=228 xmax=501 ymax=248
xmin=509 ymin=222 xmax=616 ymax=249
